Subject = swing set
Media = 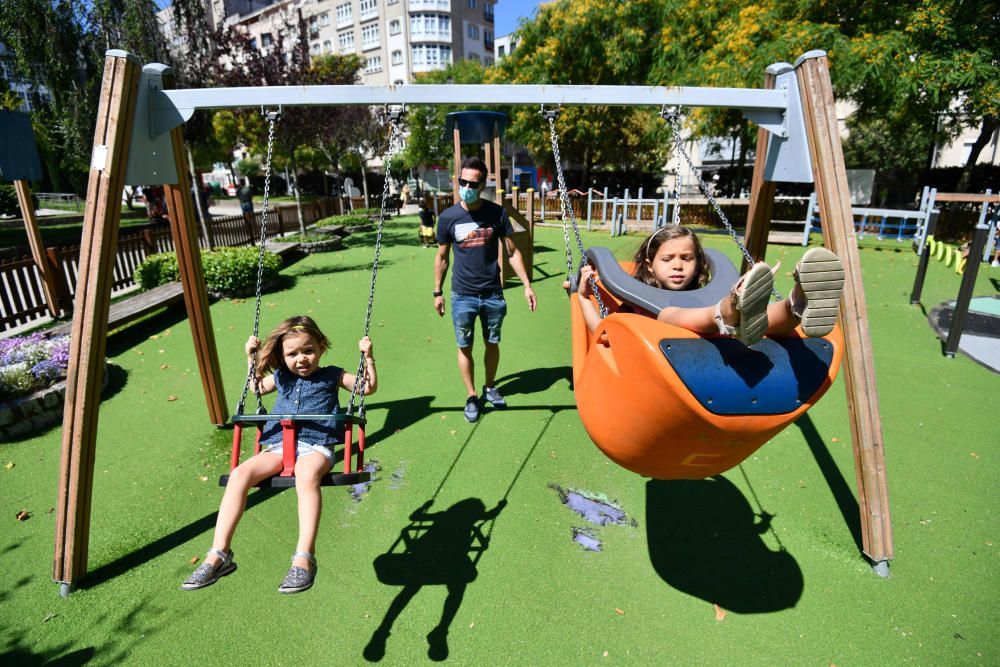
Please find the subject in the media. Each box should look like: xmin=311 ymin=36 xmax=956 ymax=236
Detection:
xmin=53 ymin=49 xmax=893 ymax=596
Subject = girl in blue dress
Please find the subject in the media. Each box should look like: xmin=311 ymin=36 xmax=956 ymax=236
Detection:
xmin=182 ymin=315 xmax=377 ymax=593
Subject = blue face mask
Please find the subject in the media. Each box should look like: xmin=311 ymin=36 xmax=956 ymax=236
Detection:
xmin=459 ymin=185 xmax=480 ymax=204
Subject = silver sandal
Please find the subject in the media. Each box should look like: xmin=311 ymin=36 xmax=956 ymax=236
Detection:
xmin=278 ymin=551 xmax=317 ymax=594
xmin=180 ymin=548 xmax=237 ymax=590
xmin=793 ymin=247 xmax=845 ymax=337
xmin=727 ymin=262 xmax=773 ymax=346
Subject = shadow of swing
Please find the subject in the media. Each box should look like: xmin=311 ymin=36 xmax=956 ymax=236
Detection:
xmin=645 ymin=477 xmax=804 ymax=614
xmin=363 ymin=497 xmax=506 ymax=662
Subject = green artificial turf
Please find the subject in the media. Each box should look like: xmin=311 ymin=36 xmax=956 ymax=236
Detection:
xmin=1 ymin=217 xmax=998 ymax=664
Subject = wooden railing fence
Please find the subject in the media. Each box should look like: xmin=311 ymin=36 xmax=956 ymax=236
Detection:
xmin=0 ymin=199 xmax=343 ymax=335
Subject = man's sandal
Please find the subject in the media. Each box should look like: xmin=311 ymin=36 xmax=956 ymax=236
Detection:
xmin=180 ymin=548 xmax=236 ymax=590
xmin=719 ymin=262 xmax=773 ymax=346
xmin=792 ymin=247 xmax=845 ymax=337
xmin=278 ymin=551 xmax=317 ymax=594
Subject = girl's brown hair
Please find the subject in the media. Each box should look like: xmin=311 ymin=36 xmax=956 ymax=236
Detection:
xmin=630 ymin=225 xmax=711 ymax=289
xmin=256 ymin=315 xmax=330 ymax=376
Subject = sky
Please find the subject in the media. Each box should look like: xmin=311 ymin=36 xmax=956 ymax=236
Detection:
xmin=494 ymin=0 xmax=542 ymax=38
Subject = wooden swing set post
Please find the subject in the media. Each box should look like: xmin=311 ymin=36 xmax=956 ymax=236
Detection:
xmin=741 ymin=68 xmax=780 ymax=270
xmin=797 ymin=52 xmax=894 ymax=570
xmin=53 ymin=51 xmax=142 ymax=593
xmin=14 ymin=181 xmax=64 ymax=317
xmin=161 ymin=69 xmax=228 ymax=426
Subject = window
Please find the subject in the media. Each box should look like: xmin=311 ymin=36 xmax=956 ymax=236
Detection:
xmin=362 ymin=23 xmax=379 ymax=49
xmin=336 ymin=3 xmax=352 ymax=27
xmin=497 ymin=45 xmax=504 ymax=57
xmin=339 ymin=30 xmax=355 ymax=53
xmin=394 ymin=79 xmax=404 ymax=85
xmin=467 ymin=24 xmax=479 ymax=39
xmin=412 ymin=44 xmax=451 ymax=67
xmin=309 ymin=16 xmax=320 ymax=38
xmin=249 ymin=37 xmax=257 ymax=49
xmin=484 ymin=28 xmax=494 ymax=50
xmin=311 ymin=42 xmax=321 ymax=55
xmin=484 ymin=1 xmax=493 ymax=22
xmin=323 ymin=40 xmax=332 ymax=52
xmin=359 ymin=0 xmax=377 ymax=21
xmin=467 ymin=53 xmax=480 ymax=63
xmin=468 ymin=0 xmax=476 ymax=7
xmin=261 ymin=33 xmax=273 ymax=47
xmin=485 ymin=56 xmax=494 ymax=67
xmin=391 ymin=49 xmax=403 ymax=65
xmin=319 ymin=12 xmax=330 ymax=26
xmin=411 ymin=13 xmax=449 ymax=38
xmin=365 ymin=55 xmax=382 ymax=73
xmin=389 ymin=19 xmax=401 ymax=35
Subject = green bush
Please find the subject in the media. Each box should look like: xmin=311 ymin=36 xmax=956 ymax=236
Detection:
xmin=201 ymin=247 xmax=282 ymax=294
xmin=135 ymin=247 xmax=281 ymax=293
xmin=135 ymin=253 xmax=179 ymax=290
xmin=314 ymin=214 xmax=369 ymax=227
xmin=0 ymin=185 xmax=18 ymax=216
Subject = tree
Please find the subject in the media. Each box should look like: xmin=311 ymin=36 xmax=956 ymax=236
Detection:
xmin=0 ymin=0 xmax=170 ymax=194
xmin=492 ymin=0 xmax=664 ymax=187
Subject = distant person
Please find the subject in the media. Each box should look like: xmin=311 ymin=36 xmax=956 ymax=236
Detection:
xmin=433 ymin=157 xmax=536 ymax=423
xmin=418 ymin=202 xmax=436 ymax=247
xmin=237 ymin=183 xmax=255 ymax=236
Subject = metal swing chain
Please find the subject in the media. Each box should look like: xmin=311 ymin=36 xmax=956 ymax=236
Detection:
xmin=237 ymin=107 xmax=282 ymax=416
xmin=347 ymin=109 xmax=404 ymax=418
xmin=544 ymin=108 xmax=608 ymax=318
xmin=661 ymin=107 xmax=781 ymax=301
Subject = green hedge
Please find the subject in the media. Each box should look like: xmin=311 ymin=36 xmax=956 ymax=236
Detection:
xmin=136 ymin=247 xmax=281 ymax=293
xmin=314 ymin=213 xmax=369 ymax=227
xmin=280 ymin=231 xmax=335 ymax=243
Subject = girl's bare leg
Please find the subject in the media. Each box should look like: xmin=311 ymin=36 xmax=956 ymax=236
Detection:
xmin=206 ymin=452 xmax=283 ymax=564
xmin=292 ymin=453 xmax=333 ymax=569
xmin=656 ymin=304 xmax=722 ymax=333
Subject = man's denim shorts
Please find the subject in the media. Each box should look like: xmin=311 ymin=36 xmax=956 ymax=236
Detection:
xmin=261 ymin=441 xmax=334 ymax=466
xmin=451 ymin=291 xmax=507 ymax=348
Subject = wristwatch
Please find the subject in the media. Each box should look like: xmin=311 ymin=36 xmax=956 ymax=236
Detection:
xmin=433 ymin=290 xmax=443 ymax=297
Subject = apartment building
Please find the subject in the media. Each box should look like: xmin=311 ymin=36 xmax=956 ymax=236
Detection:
xmin=214 ymin=0 xmax=495 ymax=85
xmin=0 ymin=44 xmax=51 ymax=112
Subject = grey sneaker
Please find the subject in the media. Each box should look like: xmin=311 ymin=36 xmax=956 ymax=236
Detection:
xmin=482 ymin=385 xmax=507 ymax=409
xmin=180 ymin=548 xmax=236 ymax=590
xmin=278 ymin=551 xmax=316 ymax=594
xmin=463 ymin=396 xmax=481 ymax=423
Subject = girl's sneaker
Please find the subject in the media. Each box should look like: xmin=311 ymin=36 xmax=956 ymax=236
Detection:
xmin=180 ymin=548 xmax=236 ymax=590
xmin=792 ymin=247 xmax=845 ymax=337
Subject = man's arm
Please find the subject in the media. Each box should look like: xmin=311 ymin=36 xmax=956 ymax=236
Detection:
xmin=434 ymin=242 xmax=451 ymax=316
xmin=503 ymin=236 xmax=537 ymax=312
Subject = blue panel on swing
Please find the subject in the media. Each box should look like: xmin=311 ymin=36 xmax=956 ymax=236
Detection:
xmin=0 ymin=111 xmax=44 ymax=182
xmin=659 ymin=337 xmax=835 ymax=416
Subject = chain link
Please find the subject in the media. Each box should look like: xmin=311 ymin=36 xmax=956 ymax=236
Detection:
xmin=662 ymin=109 xmax=780 ymax=301
xmin=237 ymin=108 xmax=281 ymax=416
xmin=347 ymin=110 xmax=403 ymax=418
xmin=544 ymin=109 xmax=607 ymax=318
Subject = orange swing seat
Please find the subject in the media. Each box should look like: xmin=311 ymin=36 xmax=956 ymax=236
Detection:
xmin=570 ymin=249 xmax=843 ymax=480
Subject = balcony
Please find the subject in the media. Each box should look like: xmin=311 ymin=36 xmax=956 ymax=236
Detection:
xmin=408 ymin=0 xmax=450 ymax=11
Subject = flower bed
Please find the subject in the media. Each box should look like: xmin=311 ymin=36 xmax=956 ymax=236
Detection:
xmin=280 ymin=232 xmax=343 ymax=254
xmin=0 ymin=333 xmax=73 ymax=439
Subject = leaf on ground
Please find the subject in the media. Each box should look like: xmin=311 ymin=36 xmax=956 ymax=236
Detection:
xmin=190 ymin=556 xmax=200 ymax=565
xmin=16 ymin=510 xmax=30 ymax=521
xmin=714 ymin=604 xmax=726 ymax=621
xmin=43 ymin=612 xmax=57 ymax=623
xmin=426 ymin=337 xmax=432 ymax=342
xmin=831 ymin=437 xmax=840 ymax=443
xmin=970 ymin=452 xmax=979 ymax=459
xmin=136 ymin=350 xmax=144 ymax=355
xmin=160 ymin=364 xmax=169 ymax=370
xmin=469 ymin=622 xmax=474 ymax=628
xmin=199 ymin=475 xmax=208 ymax=482
xmin=449 ymin=430 xmax=456 ymax=436
xmin=550 ymin=451 xmax=557 ymax=459
xmin=4 ymin=462 xmax=14 ymax=470
xmin=614 ymin=608 xmax=624 ymax=615
xmin=149 ymin=334 xmax=159 ymax=340
xmin=603 ymin=651 xmax=609 ymax=657
xmin=167 ymin=395 xmax=178 ymax=401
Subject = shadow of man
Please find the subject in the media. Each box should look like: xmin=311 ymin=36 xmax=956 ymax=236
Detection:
xmin=364 ymin=497 xmax=506 ymax=662
xmin=646 ymin=477 xmax=803 ymax=613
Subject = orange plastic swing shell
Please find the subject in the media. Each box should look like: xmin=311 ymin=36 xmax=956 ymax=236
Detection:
xmin=570 ymin=270 xmax=843 ymax=480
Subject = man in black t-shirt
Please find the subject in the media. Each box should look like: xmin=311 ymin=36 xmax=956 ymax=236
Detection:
xmin=434 ymin=157 xmax=536 ymax=423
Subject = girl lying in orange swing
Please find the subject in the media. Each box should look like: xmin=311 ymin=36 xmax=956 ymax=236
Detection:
xmin=576 ymin=225 xmax=845 ymax=344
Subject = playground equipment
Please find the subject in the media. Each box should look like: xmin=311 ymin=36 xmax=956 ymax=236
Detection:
xmin=54 ymin=49 xmax=894 ymax=595
xmin=0 ymin=110 xmax=65 ymax=322
xmin=801 ymin=189 xmax=932 ymax=245
xmin=222 ymin=109 xmax=398 ymax=488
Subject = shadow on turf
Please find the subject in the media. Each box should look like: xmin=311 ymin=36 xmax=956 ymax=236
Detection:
xmin=78 ymin=487 xmax=287 ymax=591
xmin=363 ymin=497 xmax=506 ymax=662
xmin=646 ymin=476 xmax=804 ymax=613
xmin=795 ymin=413 xmax=864 ymax=553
